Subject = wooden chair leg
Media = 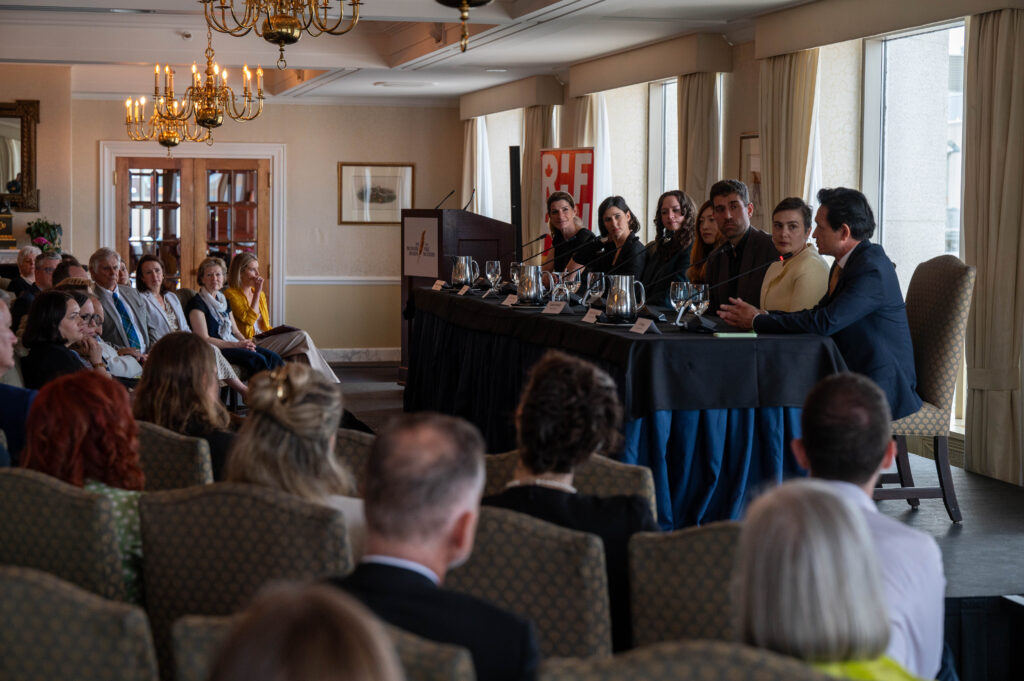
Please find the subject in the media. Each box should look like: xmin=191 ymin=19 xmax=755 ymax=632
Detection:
xmin=894 ymin=435 xmax=919 ymax=508
xmin=933 ymin=435 xmax=962 ymax=523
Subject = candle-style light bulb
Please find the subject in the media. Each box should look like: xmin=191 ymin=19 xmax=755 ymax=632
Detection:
xmin=125 ymin=98 xmax=131 ymax=123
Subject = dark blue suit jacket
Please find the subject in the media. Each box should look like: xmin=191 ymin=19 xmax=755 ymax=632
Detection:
xmin=753 ymin=240 xmax=922 ymax=420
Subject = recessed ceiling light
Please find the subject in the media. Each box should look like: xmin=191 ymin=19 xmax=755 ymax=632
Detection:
xmin=486 ymin=68 xmax=507 ymax=73
xmin=372 ymin=81 xmax=435 ymax=88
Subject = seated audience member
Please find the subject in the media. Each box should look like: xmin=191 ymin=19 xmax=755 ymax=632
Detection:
xmin=187 ymin=256 xmax=284 ymax=375
xmin=705 ymin=179 xmax=779 ymax=314
xmin=734 ymin=480 xmax=925 ymax=681
xmin=52 ymin=260 xmax=91 ymax=289
xmin=117 ymin=260 xmax=130 ymax=286
xmin=542 ymin=191 xmax=594 ymax=274
xmin=7 ymin=245 xmax=41 ymax=297
xmin=686 ymin=199 xmax=725 ymax=285
xmin=20 ymin=290 xmax=108 ymax=390
xmin=135 ymin=254 xmax=247 ymax=397
xmin=719 ymin=187 xmax=921 ymax=419
xmin=225 ymin=363 xmax=366 ymax=557
xmin=793 ymin=373 xmax=946 ymax=680
xmin=11 ymin=251 xmax=61 ymax=333
xmin=21 ymin=371 xmax=145 ymax=603
xmin=640 ymin=190 xmax=696 ymax=307
xmin=579 ymin=196 xmax=649 ymax=278
xmin=759 ymin=197 xmax=829 ymax=312
xmin=89 ymin=247 xmax=156 ymax=354
xmin=484 ymin=350 xmax=659 ymax=651
xmin=76 ymin=292 xmax=142 ymax=386
xmin=208 ymin=583 xmax=403 ymax=681
xmin=0 ymin=290 xmax=34 ymax=466
xmin=133 ymin=332 xmax=237 ymax=480
xmin=224 ymin=253 xmax=339 ymax=384
xmin=330 ymin=413 xmax=539 ymax=681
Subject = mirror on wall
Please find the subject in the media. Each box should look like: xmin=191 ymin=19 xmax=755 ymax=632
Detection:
xmin=0 ymin=100 xmax=39 ymax=212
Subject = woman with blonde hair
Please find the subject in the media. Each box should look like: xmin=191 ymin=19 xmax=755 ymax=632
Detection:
xmin=133 ymin=332 xmax=236 ymax=480
xmin=733 ymin=480 xmax=925 ymax=680
xmin=223 ymin=252 xmax=339 ymax=384
xmin=226 ymin=363 xmax=365 ymax=556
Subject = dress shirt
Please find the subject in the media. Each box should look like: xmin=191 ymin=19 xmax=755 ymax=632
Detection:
xmin=361 ymin=554 xmax=440 ymax=585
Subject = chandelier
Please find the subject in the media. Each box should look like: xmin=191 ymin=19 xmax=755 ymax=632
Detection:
xmin=201 ymin=0 xmax=365 ymax=69
xmin=125 ymin=97 xmax=211 ymax=155
xmin=435 ymin=0 xmax=493 ymax=52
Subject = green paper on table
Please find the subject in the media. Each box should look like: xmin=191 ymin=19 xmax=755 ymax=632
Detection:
xmin=713 ymin=331 xmax=758 ymax=338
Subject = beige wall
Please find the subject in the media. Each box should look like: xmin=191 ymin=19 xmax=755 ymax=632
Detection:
xmin=1 ymin=64 xmax=72 ymax=247
xmin=722 ymin=42 xmax=760 ymax=180
xmin=285 ymin=284 xmax=400 ymax=348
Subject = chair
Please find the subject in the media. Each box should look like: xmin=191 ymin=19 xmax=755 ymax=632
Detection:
xmin=0 ymin=565 xmax=158 ymax=681
xmin=137 ymin=421 xmax=214 ymax=491
xmin=484 ymin=451 xmax=657 ymax=518
xmin=539 ymin=639 xmax=835 ymax=681
xmin=140 ymin=483 xmax=353 ymax=679
xmin=875 ymin=255 xmax=976 ymax=522
xmin=446 ymin=506 xmax=612 ymax=659
xmin=628 ymin=521 xmax=741 ymax=647
xmin=334 ymin=426 xmax=376 ymax=495
xmin=174 ymin=286 xmax=197 ymax=310
xmin=173 ymin=615 xmax=476 ymax=681
xmin=0 ymin=468 xmax=126 ymax=601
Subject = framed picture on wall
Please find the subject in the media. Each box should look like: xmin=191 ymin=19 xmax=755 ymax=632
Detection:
xmin=338 ymin=162 xmax=415 ymax=224
xmin=739 ymin=133 xmax=763 ymax=229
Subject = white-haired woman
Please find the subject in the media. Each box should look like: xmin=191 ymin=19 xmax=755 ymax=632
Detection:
xmin=8 ymin=245 xmax=41 ymax=297
xmin=733 ymin=480 xmax=926 ymax=681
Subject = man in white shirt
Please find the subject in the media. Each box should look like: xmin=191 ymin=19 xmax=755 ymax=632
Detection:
xmin=791 ymin=372 xmax=947 ymax=680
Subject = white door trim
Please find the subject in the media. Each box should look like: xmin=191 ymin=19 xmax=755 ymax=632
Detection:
xmin=99 ymin=141 xmax=287 ymax=324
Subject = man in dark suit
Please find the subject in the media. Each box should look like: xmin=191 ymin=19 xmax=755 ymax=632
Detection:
xmin=706 ymin=178 xmax=779 ymax=314
xmin=329 ymin=412 xmax=539 ymax=681
xmin=719 ymin=187 xmax=921 ymax=419
xmin=88 ymin=247 xmax=153 ymax=361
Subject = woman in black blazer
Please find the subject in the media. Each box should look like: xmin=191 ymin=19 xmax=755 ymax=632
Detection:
xmin=21 ymin=290 xmax=108 ymax=390
xmin=579 ymin=196 xmax=649 ymax=279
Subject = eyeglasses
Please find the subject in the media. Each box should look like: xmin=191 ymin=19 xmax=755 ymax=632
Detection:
xmin=38 ymin=266 xmax=57 ymax=274
xmin=80 ymin=314 xmax=102 ymax=324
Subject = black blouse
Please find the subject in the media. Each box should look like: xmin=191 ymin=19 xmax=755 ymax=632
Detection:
xmin=550 ymin=228 xmax=596 ymax=272
xmin=21 ymin=343 xmax=89 ymax=390
xmin=579 ymin=234 xmax=648 ymax=278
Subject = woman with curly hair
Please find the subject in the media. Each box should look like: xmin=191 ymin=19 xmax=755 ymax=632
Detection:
xmin=21 ymin=371 xmax=145 ymax=603
xmin=640 ymin=189 xmax=697 ymax=307
xmin=483 ymin=350 xmax=659 ymax=651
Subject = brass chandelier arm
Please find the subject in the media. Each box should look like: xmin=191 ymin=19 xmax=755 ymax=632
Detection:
xmin=201 ymin=0 xmax=259 ymax=37
xmin=306 ymin=0 xmax=362 ymax=36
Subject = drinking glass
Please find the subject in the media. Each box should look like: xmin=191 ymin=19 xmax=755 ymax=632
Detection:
xmin=564 ymin=268 xmax=582 ymax=295
xmin=669 ymin=281 xmax=691 ymax=314
xmin=485 ymin=260 xmax=501 ymax=291
xmin=586 ymin=272 xmax=605 ymax=306
xmin=510 ymin=261 xmax=523 ymax=290
xmin=551 ymin=272 xmax=569 ymax=303
xmin=690 ymin=284 xmax=709 ymax=317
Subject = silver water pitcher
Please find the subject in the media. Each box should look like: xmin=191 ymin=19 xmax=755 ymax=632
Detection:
xmin=606 ymin=274 xmax=646 ymax=320
xmin=451 ymin=255 xmax=480 ymax=287
xmin=516 ymin=265 xmax=553 ymax=305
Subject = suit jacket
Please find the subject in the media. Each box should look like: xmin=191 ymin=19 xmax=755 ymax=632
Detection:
xmin=95 ymin=284 xmax=155 ymax=351
xmin=331 ymin=563 xmax=539 ymax=681
xmin=139 ymin=290 xmax=188 ymax=342
xmin=483 ymin=485 xmax=659 ymax=652
xmin=753 ymin=240 xmax=922 ymax=419
xmin=707 ymin=227 xmax=778 ymax=313
xmin=0 ymin=384 xmax=36 ymax=466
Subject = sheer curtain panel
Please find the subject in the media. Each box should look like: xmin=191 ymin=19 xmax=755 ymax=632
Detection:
xmin=677 ymin=72 xmax=720 ymax=206
xmin=521 ymin=105 xmax=558 ymax=260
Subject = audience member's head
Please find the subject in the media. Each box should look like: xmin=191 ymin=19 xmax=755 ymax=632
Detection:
xmin=52 ymin=260 xmax=91 ymax=288
xmin=226 ymin=363 xmax=354 ymax=502
xmin=133 ymin=332 xmax=230 ymax=433
xmin=0 ymin=291 xmax=16 ymax=371
xmin=816 ymin=187 xmax=876 ymax=241
xmin=135 ymin=254 xmax=172 ymax=295
xmin=22 ymin=290 xmax=80 ymax=349
xmin=733 ymin=479 xmax=888 ymax=664
xmin=34 ymin=252 xmax=61 ymax=290
xmin=197 ymin=256 xmax=228 ymax=293
xmin=793 ymin=373 xmax=896 ymax=487
xmin=516 ymin=351 xmax=622 ymax=476
xmin=60 ymin=253 xmax=81 ymax=267
xmin=21 ymin=371 xmax=144 ymax=491
xmin=208 ymin=583 xmax=403 ymax=681
xmin=89 ymin=247 xmax=123 ymax=291
xmin=227 ymin=252 xmax=259 ymax=291
xmin=17 ymin=245 xmax=41 ymax=278
xmin=117 ymin=260 xmax=130 ymax=286
xmin=364 ymin=413 xmax=485 ymax=572
xmin=709 ymin=179 xmax=753 ymax=242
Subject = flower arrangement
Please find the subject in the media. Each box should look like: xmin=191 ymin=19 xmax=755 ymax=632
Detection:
xmin=25 ymin=217 xmax=62 ymax=254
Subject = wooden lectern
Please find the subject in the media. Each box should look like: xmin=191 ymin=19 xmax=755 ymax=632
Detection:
xmin=399 ymin=208 xmax=517 ymax=381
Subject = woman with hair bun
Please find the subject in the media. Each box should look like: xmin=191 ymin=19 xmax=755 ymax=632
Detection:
xmin=226 ymin=363 xmax=366 ymax=557
xmin=581 ymin=196 xmax=648 ymax=278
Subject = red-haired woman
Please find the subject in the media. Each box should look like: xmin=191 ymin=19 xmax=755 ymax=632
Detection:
xmin=21 ymin=371 xmax=145 ymax=603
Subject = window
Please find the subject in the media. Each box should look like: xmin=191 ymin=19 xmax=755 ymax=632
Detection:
xmin=599 ymin=83 xmax=649 ymax=239
xmin=483 ymin=108 xmax=524 ymax=224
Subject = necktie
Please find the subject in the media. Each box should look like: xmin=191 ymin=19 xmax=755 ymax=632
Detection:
xmin=112 ymin=291 xmax=141 ymax=350
xmin=828 ymin=265 xmax=842 ymax=296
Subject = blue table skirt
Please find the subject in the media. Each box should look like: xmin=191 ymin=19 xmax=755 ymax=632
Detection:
xmin=622 ymin=407 xmax=808 ymax=530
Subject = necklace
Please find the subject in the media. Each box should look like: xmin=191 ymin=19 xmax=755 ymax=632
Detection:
xmin=505 ymin=478 xmax=577 ymax=494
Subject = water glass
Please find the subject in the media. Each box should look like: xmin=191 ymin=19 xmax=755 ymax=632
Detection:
xmin=564 ymin=268 xmax=582 ymax=295
xmin=586 ymin=272 xmax=605 ymax=306
xmin=669 ymin=281 xmax=691 ymax=313
xmin=690 ymin=284 xmax=709 ymax=316
xmin=485 ymin=260 xmax=501 ymax=290
xmin=510 ymin=261 xmax=523 ymax=289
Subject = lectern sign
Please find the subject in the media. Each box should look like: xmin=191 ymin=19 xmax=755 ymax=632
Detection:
xmin=403 ymin=216 xmax=439 ymax=278
xmin=541 ymin=147 xmax=595 ymax=229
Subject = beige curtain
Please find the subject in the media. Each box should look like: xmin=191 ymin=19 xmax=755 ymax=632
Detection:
xmin=677 ymin=72 xmax=720 ymax=206
xmin=521 ymin=105 xmax=558 ymax=260
xmin=963 ymin=8 xmax=1024 ymax=485
xmin=758 ymin=49 xmax=819 ymax=223
xmin=572 ymin=95 xmax=595 ymax=147
xmin=460 ymin=118 xmax=478 ymax=212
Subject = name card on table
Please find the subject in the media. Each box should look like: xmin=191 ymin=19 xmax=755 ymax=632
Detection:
xmin=582 ymin=308 xmax=600 ymax=324
xmin=630 ymin=318 xmax=661 ymax=335
xmin=542 ymin=301 xmax=567 ymax=315
xmin=457 ymin=285 xmax=470 ymax=296
xmin=501 ymin=295 xmax=517 ymax=307
xmin=431 ymin=280 xmax=445 ymax=291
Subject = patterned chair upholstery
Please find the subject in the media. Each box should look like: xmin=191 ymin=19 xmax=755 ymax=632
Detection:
xmin=876 ymin=255 xmax=976 ymax=522
xmin=137 ymin=421 xmax=214 ymax=491
xmin=628 ymin=521 xmax=741 ymax=647
xmin=334 ymin=427 xmax=376 ymax=495
xmin=174 ymin=287 xmax=197 ymax=310
xmin=446 ymin=506 xmax=612 ymax=659
xmin=0 ymin=469 xmax=126 ymax=601
xmin=140 ymin=483 xmax=353 ymax=679
xmin=0 ymin=565 xmax=158 ymax=681
xmin=539 ymin=639 xmax=835 ymax=681
xmin=484 ymin=451 xmax=657 ymax=518
xmin=172 ymin=615 xmax=234 ymax=681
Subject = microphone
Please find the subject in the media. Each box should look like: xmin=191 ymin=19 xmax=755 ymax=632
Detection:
xmin=509 ymin=233 xmax=549 ymax=259
xmin=674 ymin=252 xmax=792 ymax=330
xmin=462 ymin=188 xmax=476 ymax=211
xmin=646 ymin=239 xmax=731 ymax=292
xmin=584 ymin=236 xmax=657 ymax=277
xmin=434 ymin=189 xmax=455 ymax=210
xmin=520 ymin=230 xmax=600 ymax=265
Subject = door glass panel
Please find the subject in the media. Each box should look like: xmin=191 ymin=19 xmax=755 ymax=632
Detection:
xmin=234 ymin=205 xmax=256 ymax=240
xmin=205 ymin=168 xmax=260 ymax=277
xmin=208 ymin=206 xmax=231 ymax=242
xmin=234 ymin=170 xmax=256 ymax=203
xmin=128 ymin=167 xmax=182 ymax=287
xmin=208 ymin=171 xmax=231 ymax=203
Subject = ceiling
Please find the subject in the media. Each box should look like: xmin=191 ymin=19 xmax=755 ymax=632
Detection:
xmin=0 ymin=0 xmax=811 ymax=104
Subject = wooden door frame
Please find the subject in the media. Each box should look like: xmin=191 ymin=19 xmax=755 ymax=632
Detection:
xmin=100 ymin=141 xmax=286 ymax=325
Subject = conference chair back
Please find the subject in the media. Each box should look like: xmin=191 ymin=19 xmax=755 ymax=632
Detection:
xmin=137 ymin=421 xmax=214 ymax=491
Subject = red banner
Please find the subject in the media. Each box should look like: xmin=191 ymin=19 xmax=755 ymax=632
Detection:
xmin=540 ymin=147 xmax=595 ymax=231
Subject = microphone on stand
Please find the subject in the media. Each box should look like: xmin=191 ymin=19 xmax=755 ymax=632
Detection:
xmin=462 ymin=188 xmax=476 ymax=211
xmin=434 ymin=189 xmax=456 ymax=210
xmin=675 ymin=252 xmax=794 ymax=330
xmin=646 ymin=239 xmax=732 ymax=292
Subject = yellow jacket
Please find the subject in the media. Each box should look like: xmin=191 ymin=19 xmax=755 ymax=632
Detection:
xmin=759 ymin=244 xmax=829 ymax=312
xmin=224 ymin=286 xmax=270 ymax=339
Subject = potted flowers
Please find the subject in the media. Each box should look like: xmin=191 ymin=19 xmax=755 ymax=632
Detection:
xmin=26 ymin=217 xmax=63 ymax=254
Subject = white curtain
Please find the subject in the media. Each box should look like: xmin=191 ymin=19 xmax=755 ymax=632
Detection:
xmin=963 ymin=8 xmax=1024 ymax=485
xmin=521 ymin=105 xmax=558 ymax=260
xmin=677 ymin=72 xmax=720 ymax=205
xmin=572 ymin=95 xmax=595 ymax=147
xmin=460 ymin=117 xmax=493 ymax=216
xmin=592 ymin=93 xmax=613 ymax=229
